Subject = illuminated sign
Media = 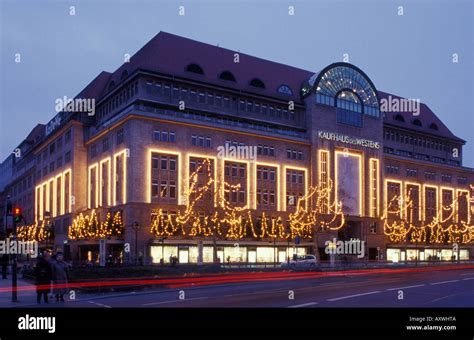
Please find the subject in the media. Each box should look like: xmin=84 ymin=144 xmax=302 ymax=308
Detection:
xmin=318 ymin=131 xmax=380 ymax=149
xmin=45 ymin=114 xmax=62 ymax=136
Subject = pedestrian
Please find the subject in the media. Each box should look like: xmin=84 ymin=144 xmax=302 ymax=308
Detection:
xmin=1 ymin=254 xmax=8 ymax=279
xmin=51 ymin=252 xmax=69 ymax=302
xmin=34 ymin=251 xmax=52 ymax=304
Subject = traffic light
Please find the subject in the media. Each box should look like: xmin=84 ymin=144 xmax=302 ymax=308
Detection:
xmin=13 ymin=207 xmax=22 ymax=223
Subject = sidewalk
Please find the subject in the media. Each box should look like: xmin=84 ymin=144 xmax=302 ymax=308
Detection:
xmin=0 ymin=276 xmax=39 ymax=307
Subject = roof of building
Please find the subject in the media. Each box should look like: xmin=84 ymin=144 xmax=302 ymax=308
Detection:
xmin=107 ymin=31 xmax=313 ymax=102
xmin=378 ymin=91 xmax=464 ymax=143
xmin=78 ymin=71 xmax=112 ymax=100
xmin=97 ymin=31 xmax=463 ymax=142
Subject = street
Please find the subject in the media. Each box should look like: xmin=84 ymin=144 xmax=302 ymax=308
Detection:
xmin=4 ymin=266 xmax=473 ymax=308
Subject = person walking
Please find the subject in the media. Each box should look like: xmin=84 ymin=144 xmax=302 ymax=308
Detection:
xmin=34 ymin=251 xmax=52 ymax=304
xmin=51 ymin=252 xmax=69 ymax=302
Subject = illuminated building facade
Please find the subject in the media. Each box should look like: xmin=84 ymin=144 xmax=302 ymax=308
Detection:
xmin=1 ymin=32 xmax=473 ymax=264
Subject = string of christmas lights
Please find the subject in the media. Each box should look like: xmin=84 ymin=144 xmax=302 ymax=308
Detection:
xmin=17 ymin=221 xmax=54 ymax=242
xmin=68 ymin=210 xmax=124 ymax=240
xmin=149 ymin=160 xmax=346 ymax=240
xmin=382 ymin=187 xmax=474 ymax=245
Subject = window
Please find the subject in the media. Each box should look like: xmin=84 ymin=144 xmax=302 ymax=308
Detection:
xmin=286 ymin=149 xmax=303 ymax=160
xmin=116 ymin=128 xmax=124 ymax=145
xmin=152 ymin=180 xmax=159 ymax=197
xmin=186 ymin=63 xmax=204 ymax=75
xmin=277 ymin=85 xmax=293 ymax=96
xmin=161 ymin=157 xmax=168 ymax=170
xmin=65 ymin=129 xmax=71 ymax=143
xmin=406 ymin=168 xmax=417 ymax=177
xmin=385 ymin=165 xmax=399 ymax=174
xmin=339 ymin=112 xmax=363 ymax=131
xmin=219 ymin=71 xmax=236 ymax=82
xmin=424 ymin=171 xmax=436 ymax=181
xmin=91 ymin=144 xmax=97 ymax=158
xmin=56 ymin=136 xmax=62 ymax=149
xmin=412 ymin=119 xmax=422 ymax=127
xmin=394 ymin=114 xmax=405 ymax=122
xmin=153 ymin=129 xmax=175 ymax=143
xmin=250 ymin=78 xmax=265 ymax=89
xmin=429 ymin=123 xmax=438 ymax=130
xmin=441 ymin=174 xmax=452 ymax=183
xmin=191 ymin=135 xmax=211 ymax=148
xmin=65 ymin=151 xmax=71 ymax=163
xmin=257 ymin=144 xmax=275 ymax=157
xmin=309 ymin=65 xmax=379 ymax=117
xmin=102 ymin=137 xmax=109 ymax=152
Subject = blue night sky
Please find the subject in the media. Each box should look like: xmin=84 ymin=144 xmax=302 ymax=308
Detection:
xmin=1 ymin=0 xmax=473 ymax=166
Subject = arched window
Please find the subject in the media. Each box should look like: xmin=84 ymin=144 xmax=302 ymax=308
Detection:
xmin=186 ymin=63 xmax=204 ymax=75
xmin=394 ymin=114 xmax=405 ymax=122
xmin=277 ymin=84 xmax=293 ymax=96
xmin=412 ymin=119 xmax=422 ymax=127
xmin=121 ymin=70 xmax=129 ymax=80
xmin=302 ymin=63 xmax=380 ymax=118
xmin=249 ymin=78 xmax=265 ymax=89
xmin=336 ymin=90 xmax=362 ymax=112
xmin=219 ymin=71 xmax=236 ymax=82
xmin=429 ymin=123 xmax=438 ymax=130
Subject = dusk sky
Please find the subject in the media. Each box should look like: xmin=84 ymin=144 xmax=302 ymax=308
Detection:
xmin=1 ymin=0 xmax=473 ymax=166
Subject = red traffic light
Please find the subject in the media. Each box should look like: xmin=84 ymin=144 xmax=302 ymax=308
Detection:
xmin=13 ymin=207 xmax=22 ymax=223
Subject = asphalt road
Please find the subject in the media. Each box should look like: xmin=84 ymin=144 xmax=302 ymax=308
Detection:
xmin=24 ymin=267 xmax=474 ymax=308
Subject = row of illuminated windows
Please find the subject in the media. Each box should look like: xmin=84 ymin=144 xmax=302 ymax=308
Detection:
xmin=137 ymin=103 xmax=305 ymax=139
xmin=191 ymin=135 xmax=211 ymax=148
xmin=96 ymin=81 xmax=139 ymax=121
xmin=36 ymin=129 xmax=71 ymax=165
xmin=383 ymin=129 xmax=458 ymax=153
xmin=35 ymin=170 xmax=72 ymax=222
xmin=385 ymin=180 xmax=470 ymax=223
xmin=257 ymin=144 xmax=275 ymax=157
xmin=88 ymin=151 xmax=127 ymax=209
xmin=37 ymin=152 xmax=71 ymax=180
xmin=384 ymin=166 xmax=463 ymax=184
xmin=90 ymin=128 xmax=124 ymax=159
xmin=144 ymin=80 xmax=299 ymax=121
xmin=149 ymin=245 xmax=307 ymax=264
xmin=287 ymin=149 xmax=303 ymax=160
xmin=146 ymin=137 xmax=285 ymax=160
xmin=383 ymin=149 xmax=461 ymax=166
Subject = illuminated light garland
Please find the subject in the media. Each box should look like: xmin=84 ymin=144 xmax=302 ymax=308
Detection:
xmin=68 ymin=209 xmax=124 ymax=240
xmin=17 ymin=221 xmax=54 ymax=243
xmin=382 ymin=186 xmax=474 ymax=245
xmin=149 ymin=162 xmax=346 ymax=240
